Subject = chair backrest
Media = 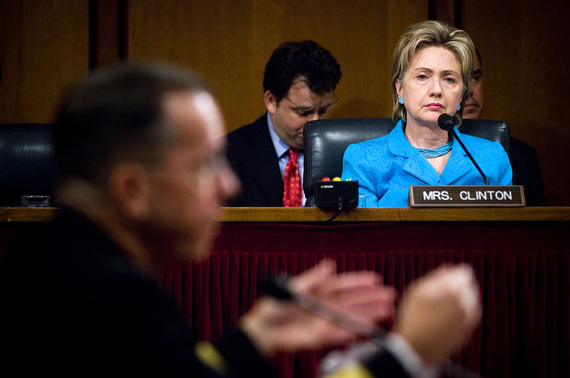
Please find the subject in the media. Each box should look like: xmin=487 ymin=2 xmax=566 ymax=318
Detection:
xmin=303 ymin=118 xmax=510 ymax=206
xmin=0 ymin=124 xmax=55 ymax=206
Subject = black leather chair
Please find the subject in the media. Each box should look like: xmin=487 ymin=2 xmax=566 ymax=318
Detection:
xmin=303 ymin=118 xmax=511 ymax=206
xmin=0 ymin=124 xmax=55 ymax=206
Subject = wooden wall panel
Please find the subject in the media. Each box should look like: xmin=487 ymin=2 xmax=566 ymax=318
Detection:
xmin=91 ymin=0 xmax=124 ymax=67
xmin=462 ymin=0 xmax=570 ymax=205
xmin=126 ymin=0 xmax=427 ymax=131
xmin=0 ymin=0 xmax=90 ymax=122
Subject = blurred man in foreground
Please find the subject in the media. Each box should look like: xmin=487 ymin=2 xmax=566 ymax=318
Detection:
xmin=0 ymin=62 xmax=481 ymax=377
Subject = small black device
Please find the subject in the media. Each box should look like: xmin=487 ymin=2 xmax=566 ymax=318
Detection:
xmin=314 ymin=180 xmax=358 ymax=209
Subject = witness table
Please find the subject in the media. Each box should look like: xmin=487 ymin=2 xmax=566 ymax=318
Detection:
xmin=2 ymin=207 xmax=569 ymax=378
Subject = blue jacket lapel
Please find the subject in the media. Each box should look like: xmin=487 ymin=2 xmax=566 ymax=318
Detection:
xmin=387 ymin=122 xmax=441 ymax=185
xmin=440 ymin=127 xmax=472 ymax=184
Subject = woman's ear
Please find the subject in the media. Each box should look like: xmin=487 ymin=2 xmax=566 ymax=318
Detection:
xmin=108 ymin=162 xmax=152 ymax=220
xmin=395 ymin=80 xmax=403 ymax=99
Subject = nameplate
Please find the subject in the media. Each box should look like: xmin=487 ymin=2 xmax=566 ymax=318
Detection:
xmin=409 ymin=185 xmax=525 ymax=207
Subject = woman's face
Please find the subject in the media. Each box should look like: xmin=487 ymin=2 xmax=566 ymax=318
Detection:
xmin=396 ymin=46 xmax=463 ymax=128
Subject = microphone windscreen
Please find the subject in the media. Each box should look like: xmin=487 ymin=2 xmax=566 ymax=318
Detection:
xmin=438 ymin=113 xmax=455 ymax=131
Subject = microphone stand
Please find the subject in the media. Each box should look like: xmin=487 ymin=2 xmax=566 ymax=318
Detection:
xmin=447 ymin=128 xmax=489 ymax=185
xmin=438 ymin=114 xmax=489 ymax=185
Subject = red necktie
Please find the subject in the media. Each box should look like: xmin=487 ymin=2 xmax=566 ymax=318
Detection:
xmin=283 ymin=148 xmax=302 ymax=207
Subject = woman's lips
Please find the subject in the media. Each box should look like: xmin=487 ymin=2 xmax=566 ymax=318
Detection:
xmin=425 ymin=103 xmax=443 ymax=110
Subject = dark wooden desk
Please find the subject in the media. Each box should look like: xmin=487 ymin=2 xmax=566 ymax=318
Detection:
xmin=2 ymin=207 xmax=569 ymax=378
xmin=219 ymin=206 xmax=570 ymax=222
xmin=1 ymin=206 xmax=568 ymax=223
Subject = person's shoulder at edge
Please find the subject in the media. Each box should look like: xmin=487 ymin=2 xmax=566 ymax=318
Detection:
xmin=342 ymin=135 xmax=390 ymax=180
xmin=342 ymin=123 xmax=402 ymax=171
xmin=509 ymin=136 xmax=548 ymax=206
xmin=225 ymin=114 xmax=268 ymax=172
xmin=342 ymin=123 xmax=404 ymax=180
xmin=344 ymin=133 xmax=391 ymax=159
xmin=226 ymin=114 xmax=267 ymax=145
xmin=510 ymin=136 xmax=539 ymax=157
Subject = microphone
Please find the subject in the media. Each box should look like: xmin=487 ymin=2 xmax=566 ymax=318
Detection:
xmin=438 ymin=114 xmax=489 ymax=185
xmin=261 ymin=275 xmax=384 ymax=339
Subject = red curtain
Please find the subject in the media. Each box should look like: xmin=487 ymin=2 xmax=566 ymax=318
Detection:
xmin=158 ymin=222 xmax=570 ymax=378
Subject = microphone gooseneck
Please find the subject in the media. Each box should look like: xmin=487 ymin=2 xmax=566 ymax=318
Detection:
xmin=437 ymin=114 xmax=489 ymax=185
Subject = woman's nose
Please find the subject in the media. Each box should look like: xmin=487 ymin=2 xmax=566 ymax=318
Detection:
xmin=431 ymin=80 xmax=442 ymax=96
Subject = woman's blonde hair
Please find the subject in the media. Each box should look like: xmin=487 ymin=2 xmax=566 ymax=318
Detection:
xmin=391 ymin=20 xmax=476 ymax=126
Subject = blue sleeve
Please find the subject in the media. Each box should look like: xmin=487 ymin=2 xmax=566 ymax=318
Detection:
xmin=341 ymin=144 xmax=380 ymax=207
xmin=495 ymin=142 xmax=513 ymax=185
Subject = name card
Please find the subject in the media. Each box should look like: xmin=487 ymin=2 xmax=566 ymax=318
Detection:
xmin=409 ymin=185 xmax=525 ymax=207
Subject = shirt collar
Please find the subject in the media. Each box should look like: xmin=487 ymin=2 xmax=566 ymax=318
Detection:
xmin=267 ymin=112 xmax=293 ymax=159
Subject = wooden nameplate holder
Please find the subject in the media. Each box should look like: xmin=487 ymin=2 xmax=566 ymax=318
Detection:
xmin=409 ymin=185 xmax=525 ymax=207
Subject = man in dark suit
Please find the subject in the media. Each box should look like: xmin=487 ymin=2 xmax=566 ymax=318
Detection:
xmin=226 ymin=40 xmax=342 ymax=206
xmin=464 ymin=49 xmax=548 ymax=206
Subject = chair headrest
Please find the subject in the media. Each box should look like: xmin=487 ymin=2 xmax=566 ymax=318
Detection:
xmin=0 ymin=124 xmax=55 ymax=206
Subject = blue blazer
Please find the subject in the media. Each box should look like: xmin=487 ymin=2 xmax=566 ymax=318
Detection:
xmin=341 ymin=121 xmax=513 ymax=207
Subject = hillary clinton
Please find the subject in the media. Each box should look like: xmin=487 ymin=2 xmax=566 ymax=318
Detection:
xmin=342 ymin=21 xmax=512 ymax=207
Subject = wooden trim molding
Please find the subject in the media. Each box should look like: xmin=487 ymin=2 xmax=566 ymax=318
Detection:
xmin=2 ymin=207 xmax=569 ymax=223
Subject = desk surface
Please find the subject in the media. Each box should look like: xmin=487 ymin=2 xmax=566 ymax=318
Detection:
xmin=2 ymin=206 xmax=568 ymax=223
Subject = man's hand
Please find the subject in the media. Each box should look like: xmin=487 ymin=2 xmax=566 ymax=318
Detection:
xmin=395 ymin=264 xmax=482 ymax=365
xmin=240 ymin=259 xmax=395 ymax=357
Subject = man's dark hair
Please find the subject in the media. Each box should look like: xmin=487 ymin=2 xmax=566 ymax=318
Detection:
xmin=52 ymin=62 xmax=208 ymax=189
xmin=262 ymin=40 xmax=342 ymax=102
